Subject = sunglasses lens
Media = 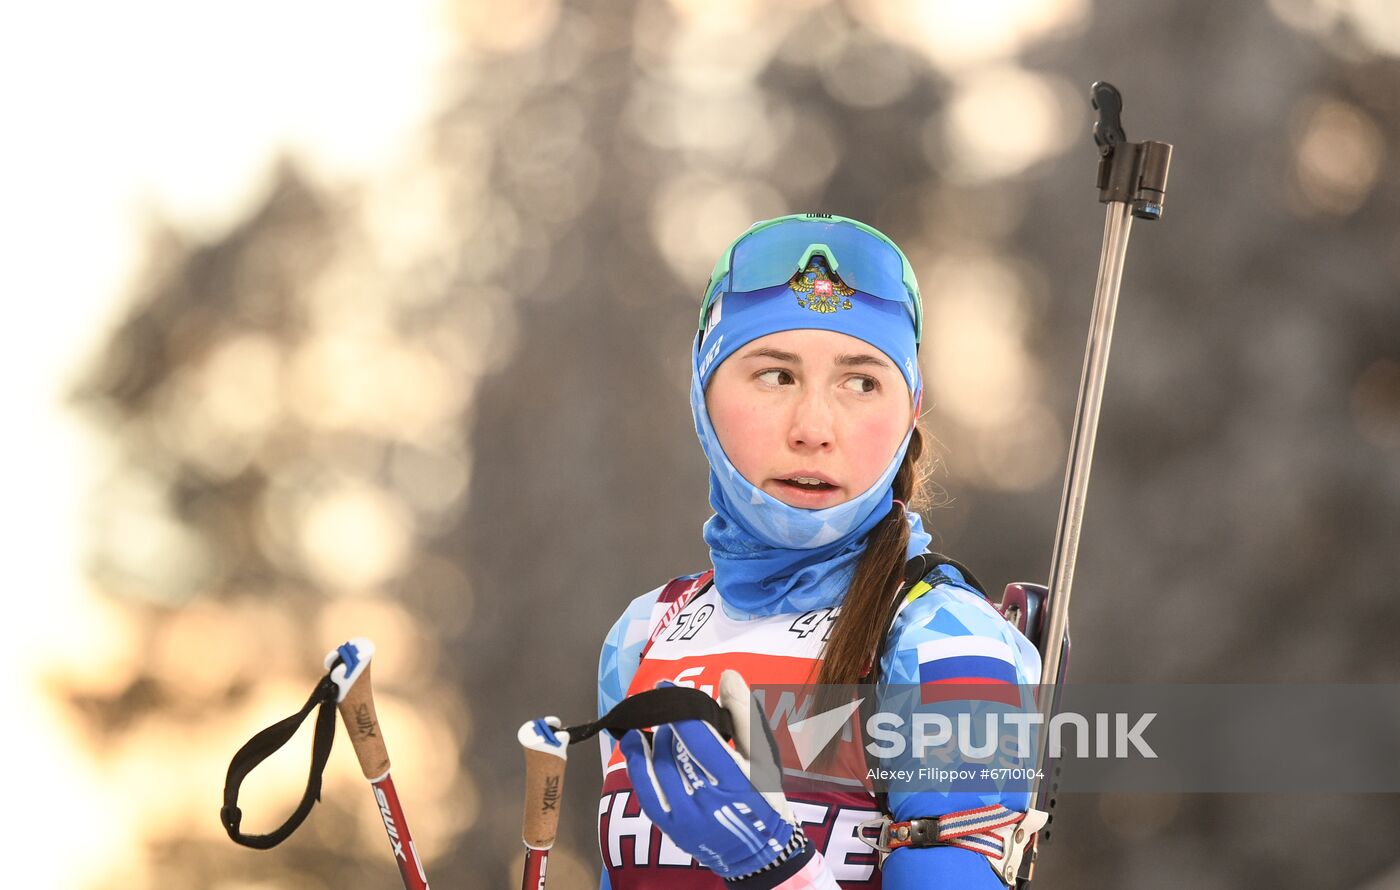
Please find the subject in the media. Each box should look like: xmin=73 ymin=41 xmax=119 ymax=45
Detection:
xmin=728 ymin=220 xmax=909 ymax=303
xmin=699 ymin=216 xmax=921 ymax=341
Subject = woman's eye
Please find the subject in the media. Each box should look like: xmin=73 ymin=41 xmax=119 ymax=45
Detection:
xmin=757 ymin=369 xmax=794 ymax=386
xmin=843 ymin=375 xmax=878 ymax=394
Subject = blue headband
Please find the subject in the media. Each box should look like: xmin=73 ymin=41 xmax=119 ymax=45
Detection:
xmin=698 ymin=259 xmax=920 ymax=394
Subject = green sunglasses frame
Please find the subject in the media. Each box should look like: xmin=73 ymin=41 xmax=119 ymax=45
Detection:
xmin=699 ymin=213 xmax=924 ymax=344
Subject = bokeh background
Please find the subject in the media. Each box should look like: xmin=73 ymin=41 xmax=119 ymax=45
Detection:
xmin=6 ymin=0 xmax=1400 ymax=887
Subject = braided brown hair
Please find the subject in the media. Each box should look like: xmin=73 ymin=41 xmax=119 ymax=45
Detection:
xmin=814 ymin=424 xmax=935 ymax=688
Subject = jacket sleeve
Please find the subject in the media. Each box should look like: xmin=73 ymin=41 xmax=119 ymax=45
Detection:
xmin=596 ymin=584 xmax=666 ymax=769
xmin=874 ymin=569 xmax=1043 ymax=888
xmin=597 ymin=586 xmax=665 ymax=890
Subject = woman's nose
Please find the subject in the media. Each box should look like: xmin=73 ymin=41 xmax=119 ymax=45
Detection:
xmin=787 ymin=388 xmax=834 ymax=451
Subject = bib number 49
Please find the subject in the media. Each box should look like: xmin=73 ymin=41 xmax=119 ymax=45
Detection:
xmin=789 ymin=608 xmax=837 ymax=641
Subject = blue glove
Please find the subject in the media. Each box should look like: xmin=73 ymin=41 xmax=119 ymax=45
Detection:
xmin=618 ymin=674 xmax=802 ymax=880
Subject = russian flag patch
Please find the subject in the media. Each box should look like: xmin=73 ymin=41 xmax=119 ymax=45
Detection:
xmin=916 ymin=636 xmax=1022 ymax=707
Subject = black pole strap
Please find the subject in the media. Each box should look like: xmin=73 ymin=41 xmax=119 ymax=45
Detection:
xmin=221 ymin=674 xmax=340 ymax=849
xmin=563 ymin=685 xmax=734 ymax=745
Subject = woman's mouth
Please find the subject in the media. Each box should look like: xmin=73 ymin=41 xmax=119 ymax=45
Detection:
xmin=780 ymin=475 xmax=837 ymax=492
xmin=772 ymin=474 xmax=842 ymax=505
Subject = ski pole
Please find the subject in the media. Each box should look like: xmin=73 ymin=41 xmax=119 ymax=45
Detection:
xmin=222 ymin=637 xmax=434 ymax=887
xmin=516 ymin=688 xmax=734 ymax=888
xmin=1021 ymin=82 xmax=1172 ymax=885
xmin=517 ymin=717 xmax=570 ymax=890
xmin=327 ymin=638 xmax=432 ymax=890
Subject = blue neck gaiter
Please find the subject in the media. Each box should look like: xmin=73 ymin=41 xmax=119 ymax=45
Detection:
xmin=690 ymin=277 xmax=933 ymax=618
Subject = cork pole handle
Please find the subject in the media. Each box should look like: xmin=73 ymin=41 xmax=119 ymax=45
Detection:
xmin=522 ymin=749 xmax=565 ymax=848
xmin=324 ymin=639 xmax=431 ymax=889
xmin=518 ymin=718 xmax=570 ymax=853
xmin=338 ymin=661 xmax=392 ymax=779
xmin=326 ymin=638 xmax=391 ymax=780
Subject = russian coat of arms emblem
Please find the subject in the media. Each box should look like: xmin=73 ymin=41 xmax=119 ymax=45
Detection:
xmin=789 ymin=256 xmax=855 ymax=314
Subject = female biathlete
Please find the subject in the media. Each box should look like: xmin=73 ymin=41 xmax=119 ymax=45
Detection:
xmin=596 ymin=214 xmax=1043 ymax=889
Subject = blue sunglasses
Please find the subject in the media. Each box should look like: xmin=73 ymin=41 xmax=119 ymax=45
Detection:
xmin=699 ymin=213 xmax=923 ymax=344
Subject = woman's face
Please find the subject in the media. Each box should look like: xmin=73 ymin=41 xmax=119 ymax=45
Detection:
xmin=705 ymin=329 xmax=915 ymax=510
